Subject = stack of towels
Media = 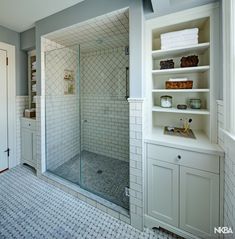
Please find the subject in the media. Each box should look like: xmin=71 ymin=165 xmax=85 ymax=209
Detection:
xmin=32 ymin=71 xmax=36 ymax=81
xmin=32 ymin=61 xmax=36 ymax=70
xmin=33 ymin=96 xmax=36 ymax=103
xmin=161 ymin=28 xmax=199 ymax=50
xmin=32 ymin=84 xmax=36 ymax=93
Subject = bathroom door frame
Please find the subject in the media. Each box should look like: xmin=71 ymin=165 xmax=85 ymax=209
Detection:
xmin=0 ymin=42 xmax=16 ymax=170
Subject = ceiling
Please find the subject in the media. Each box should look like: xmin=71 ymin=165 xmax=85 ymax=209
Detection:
xmin=0 ymin=0 xmax=84 ymax=32
xmin=44 ymin=8 xmax=129 ymax=53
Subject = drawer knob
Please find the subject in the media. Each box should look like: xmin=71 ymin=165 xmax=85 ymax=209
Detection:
xmin=177 ymin=155 xmax=181 ymax=160
xmin=29 ymin=124 xmax=31 ymax=126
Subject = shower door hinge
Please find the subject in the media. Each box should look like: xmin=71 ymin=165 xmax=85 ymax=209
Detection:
xmin=6 ymin=57 xmax=8 ymax=66
xmin=125 ymin=186 xmax=130 ymax=197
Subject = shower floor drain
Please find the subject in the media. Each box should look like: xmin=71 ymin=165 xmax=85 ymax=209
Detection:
xmin=97 ymin=170 xmax=103 ymax=174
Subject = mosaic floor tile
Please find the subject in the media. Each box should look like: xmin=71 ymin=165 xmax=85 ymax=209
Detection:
xmin=0 ymin=166 xmax=181 ymax=239
xmin=50 ymin=150 xmax=129 ymax=210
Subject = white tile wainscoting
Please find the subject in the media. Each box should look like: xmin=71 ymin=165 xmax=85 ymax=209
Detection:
xmin=36 ymin=96 xmax=145 ymax=230
xmin=217 ymin=100 xmax=235 ymax=237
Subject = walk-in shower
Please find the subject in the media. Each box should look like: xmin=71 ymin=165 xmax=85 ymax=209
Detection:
xmin=43 ymin=9 xmax=130 ymax=210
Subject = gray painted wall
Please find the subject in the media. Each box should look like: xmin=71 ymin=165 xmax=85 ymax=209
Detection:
xmin=0 ymin=25 xmax=27 ymax=95
xmin=35 ymin=0 xmax=144 ymax=98
xmin=20 ymin=27 xmax=35 ymax=51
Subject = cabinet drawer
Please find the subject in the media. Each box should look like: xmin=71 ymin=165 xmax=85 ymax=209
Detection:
xmin=21 ymin=118 xmax=36 ymax=131
xmin=147 ymin=144 xmax=219 ymax=174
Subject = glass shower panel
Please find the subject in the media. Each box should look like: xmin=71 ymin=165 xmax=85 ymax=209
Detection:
xmin=79 ymin=46 xmax=130 ymax=210
xmin=45 ymin=45 xmax=81 ymax=185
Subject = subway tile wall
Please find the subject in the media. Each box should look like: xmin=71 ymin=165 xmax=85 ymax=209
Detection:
xmin=217 ymin=100 xmax=235 ymax=238
xmin=45 ymin=46 xmax=80 ymax=170
xmin=80 ymin=47 xmax=129 ymax=162
xmin=128 ymin=99 xmax=144 ymax=230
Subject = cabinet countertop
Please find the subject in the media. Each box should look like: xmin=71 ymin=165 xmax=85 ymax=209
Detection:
xmin=21 ymin=117 xmax=36 ymax=121
xmin=145 ymin=127 xmax=224 ymax=157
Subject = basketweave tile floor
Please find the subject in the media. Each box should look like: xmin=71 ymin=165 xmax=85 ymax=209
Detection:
xmin=50 ymin=150 xmax=129 ymax=210
xmin=0 ymin=166 xmax=182 ymax=239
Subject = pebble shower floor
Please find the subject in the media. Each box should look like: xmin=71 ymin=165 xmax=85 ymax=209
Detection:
xmin=0 ymin=166 xmax=182 ymax=239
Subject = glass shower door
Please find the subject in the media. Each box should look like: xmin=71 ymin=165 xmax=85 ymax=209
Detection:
xmin=79 ymin=45 xmax=130 ymax=209
xmin=45 ymin=45 xmax=82 ymax=185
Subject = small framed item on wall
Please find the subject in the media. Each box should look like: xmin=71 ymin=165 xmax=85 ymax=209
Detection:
xmin=64 ymin=69 xmax=75 ymax=95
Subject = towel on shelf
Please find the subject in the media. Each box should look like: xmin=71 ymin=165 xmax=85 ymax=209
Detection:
xmin=160 ymin=28 xmax=199 ymax=50
xmin=161 ymin=40 xmax=198 ymax=50
xmin=168 ymin=78 xmax=188 ymax=82
xmin=160 ymin=28 xmax=199 ymax=40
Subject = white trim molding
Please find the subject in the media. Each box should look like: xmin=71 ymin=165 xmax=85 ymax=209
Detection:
xmin=222 ymin=0 xmax=235 ymax=134
xmin=0 ymin=41 xmax=16 ymax=168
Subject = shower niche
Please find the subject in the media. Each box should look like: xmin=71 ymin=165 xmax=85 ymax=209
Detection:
xmin=42 ymin=8 xmax=130 ymax=211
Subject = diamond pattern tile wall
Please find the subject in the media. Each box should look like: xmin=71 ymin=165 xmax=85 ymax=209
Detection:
xmin=44 ymin=8 xmax=129 ymax=53
xmin=81 ymin=47 xmax=129 ymax=162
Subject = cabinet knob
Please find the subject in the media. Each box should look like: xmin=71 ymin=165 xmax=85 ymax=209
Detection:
xmin=29 ymin=124 xmax=31 ymax=126
xmin=177 ymin=155 xmax=181 ymax=160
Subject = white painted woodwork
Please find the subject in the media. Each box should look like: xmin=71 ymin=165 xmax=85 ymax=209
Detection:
xmin=145 ymin=143 xmax=221 ymax=239
xmin=28 ymin=50 xmax=36 ymax=109
xmin=152 ymin=66 xmax=210 ymax=75
xmin=147 ymin=143 xmax=220 ymax=174
xmin=152 ymin=106 xmax=210 ymax=115
xmin=147 ymin=159 xmax=179 ymax=227
xmin=145 ymin=3 xmax=220 ymax=143
xmin=180 ymin=166 xmax=219 ymax=238
xmin=0 ymin=49 xmax=8 ymax=171
xmin=21 ymin=118 xmax=36 ymax=169
xmin=152 ymin=43 xmax=210 ymax=59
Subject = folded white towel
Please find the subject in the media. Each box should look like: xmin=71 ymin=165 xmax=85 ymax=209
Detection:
xmin=161 ymin=28 xmax=199 ymax=40
xmin=161 ymin=40 xmax=198 ymax=50
xmin=168 ymin=78 xmax=188 ymax=82
xmin=161 ymin=36 xmax=198 ymax=45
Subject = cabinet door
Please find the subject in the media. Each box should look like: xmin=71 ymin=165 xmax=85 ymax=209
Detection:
xmin=180 ymin=167 xmax=219 ymax=238
xmin=147 ymin=158 xmax=179 ymax=227
xmin=21 ymin=128 xmax=33 ymax=163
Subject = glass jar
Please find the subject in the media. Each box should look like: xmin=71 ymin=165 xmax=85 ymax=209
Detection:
xmin=160 ymin=95 xmax=172 ymax=108
xmin=189 ymin=99 xmax=201 ymax=109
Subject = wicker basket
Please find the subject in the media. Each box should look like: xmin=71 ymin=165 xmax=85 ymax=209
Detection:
xmin=165 ymin=80 xmax=193 ymax=89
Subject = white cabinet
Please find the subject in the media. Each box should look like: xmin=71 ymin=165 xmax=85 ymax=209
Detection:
xmin=180 ymin=167 xmax=219 ymax=239
xmin=145 ymin=143 xmax=221 ymax=239
xmin=21 ymin=118 xmax=36 ymax=169
xmin=147 ymin=159 xmax=179 ymax=227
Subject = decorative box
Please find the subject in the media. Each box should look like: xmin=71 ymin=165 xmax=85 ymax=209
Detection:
xmin=165 ymin=80 xmax=193 ymax=89
xmin=180 ymin=55 xmax=199 ymax=67
xmin=160 ymin=59 xmax=174 ymax=69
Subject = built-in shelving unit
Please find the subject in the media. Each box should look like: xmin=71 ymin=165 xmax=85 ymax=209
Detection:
xmin=145 ymin=14 xmax=218 ymax=142
xmin=28 ymin=50 xmax=36 ymax=110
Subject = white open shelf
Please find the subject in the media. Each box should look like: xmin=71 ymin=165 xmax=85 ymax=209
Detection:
xmin=152 ymin=65 xmax=210 ymax=75
xmin=152 ymin=89 xmax=210 ymax=93
xmin=152 ymin=106 xmax=210 ymax=115
xmin=152 ymin=42 xmax=210 ymax=60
